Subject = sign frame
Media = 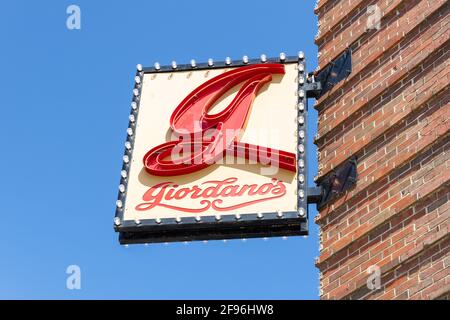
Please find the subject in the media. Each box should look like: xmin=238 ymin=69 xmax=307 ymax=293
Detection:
xmin=114 ymin=53 xmax=309 ymax=244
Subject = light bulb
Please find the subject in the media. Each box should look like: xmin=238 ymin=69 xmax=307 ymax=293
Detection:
xmin=298 ymin=159 xmax=305 ymax=168
xmin=298 ymin=116 xmax=305 ymax=125
xmin=299 ymin=130 xmax=305 ymax=139
xmin=298 ymin=144 xmax=305 ymax=153
xmin=298 ymin=174 xmax=305 ymax=183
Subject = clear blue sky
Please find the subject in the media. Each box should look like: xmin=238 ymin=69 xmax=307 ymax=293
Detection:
xmin=0 ymin=0 xmax=319 ymax=299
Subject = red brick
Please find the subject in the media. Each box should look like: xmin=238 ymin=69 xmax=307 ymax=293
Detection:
xmin=317 ymin=0 xmax=449 ymax=300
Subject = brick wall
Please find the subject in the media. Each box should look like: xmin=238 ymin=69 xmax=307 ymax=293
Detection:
xmin=314 ymin=0 xmax=449 ymax=299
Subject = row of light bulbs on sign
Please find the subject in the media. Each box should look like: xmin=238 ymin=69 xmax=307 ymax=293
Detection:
xmin=122 ymin=235 xmax=306 ymax=247
xmin=297 ymin=54 xmax=307 ymax=219
xmin=152 ymin=52 xmax=306 ymax=71
xmin=115 ymin=208 xmax=306 ymax=227
xmin=114 ymin=64 xmax=145 ymax=227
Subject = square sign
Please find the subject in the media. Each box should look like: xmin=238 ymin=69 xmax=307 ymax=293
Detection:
xmin=114 ymin=54 xmax=309 ymax=244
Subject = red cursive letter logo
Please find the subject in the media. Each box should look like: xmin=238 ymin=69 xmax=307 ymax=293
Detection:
xmin=143 ymin=64 xmax=297 ymax=176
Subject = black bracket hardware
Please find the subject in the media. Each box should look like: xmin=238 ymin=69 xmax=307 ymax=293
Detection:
xmin=303 ymin=48 xmax=354 ymax=207
xmin=304 ymin=75 xmax=323 ymax=205
xmin=304 ymin=81 xmax=323 ymax=99
xmin=317 ymin=156 xmax=358 ymax=207
xmin=307 ymin=187 xmax=322 ymax=204
xmin=314 ymin=48 xmax=352 ymax=98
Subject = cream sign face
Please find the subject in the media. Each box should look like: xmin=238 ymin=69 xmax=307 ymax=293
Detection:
xmin=114 ymin=55 xmax=309 ymax=244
